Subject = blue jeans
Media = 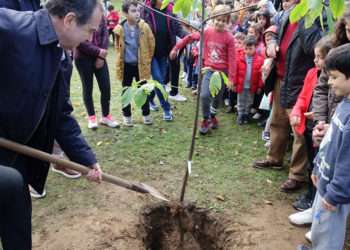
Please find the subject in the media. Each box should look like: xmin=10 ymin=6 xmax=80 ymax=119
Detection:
xmin=200 ymin=70 xmax=224 ymax=119
xmin=150 ymin=57 xmax=171 ymax=111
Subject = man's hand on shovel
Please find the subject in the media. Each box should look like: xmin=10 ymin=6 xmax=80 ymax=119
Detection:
xmin=87 ymin=163 xmax=103 ymax=183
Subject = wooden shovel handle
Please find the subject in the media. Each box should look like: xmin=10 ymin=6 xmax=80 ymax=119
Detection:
xmin=0 ymin=138 xmax=148 ymax=194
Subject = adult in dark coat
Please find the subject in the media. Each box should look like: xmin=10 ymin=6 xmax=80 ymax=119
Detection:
xmin=253 ymin=0 xmax=326 ymax=192
xmin=0 ymin=0 xmax=103 ymax=248
xmin=0 ymin=0 xmax=40 ymax=10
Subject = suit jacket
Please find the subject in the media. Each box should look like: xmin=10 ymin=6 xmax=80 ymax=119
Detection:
xmin=0 ymin=8 xmax=97 ymax=192
xmin=0 ymin=0 xmax=40 ymax=10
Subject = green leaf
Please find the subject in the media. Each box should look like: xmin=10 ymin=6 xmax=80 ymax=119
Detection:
xmin=121 ymin=87 xmax=134 ymax=108
xmin=304 ymin=1 xmax=323 ymax=29
xmin=173 ymin=0 xmax=184 ymax=13
xmin=308 ymin=0 xmax=321 ymax=9
xmin=209 ymin=72 xmax=222 ymax=97
xmin=330 ymin=0 xmax=345 ymax=18
xmin=161 ymin=0 xmax=171 ymax=10
xmin=326 ymin=6 xmax=335 ymax=33
xmin=149 ymin=80 xmax=168 ymax=100
xmin=219 ymin=72 xmax=229 ymax=86
xmin=182 ymin=0 xmax=192 ymax=17
xmin=134 ymin=88 xmax=148 ymax=108
xmin=289 ymin=0 xmax=308 ymax=23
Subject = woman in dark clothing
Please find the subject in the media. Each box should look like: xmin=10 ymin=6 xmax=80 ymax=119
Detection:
xmin=75 ymin=17 xmax=119 ymax=129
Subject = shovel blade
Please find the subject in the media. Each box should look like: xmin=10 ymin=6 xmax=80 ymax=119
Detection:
xmin=138 ymin=183 xmax=169 ymax=202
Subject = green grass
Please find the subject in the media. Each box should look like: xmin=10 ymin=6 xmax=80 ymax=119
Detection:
xmin=32 ymin=2 xmax=298 ymax=229
xmin=33 ymin=49 xmax=296 ymax=225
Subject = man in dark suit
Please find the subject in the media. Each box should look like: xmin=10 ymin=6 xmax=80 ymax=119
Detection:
xmin=0 ymin=0 xmax=103 ymax=248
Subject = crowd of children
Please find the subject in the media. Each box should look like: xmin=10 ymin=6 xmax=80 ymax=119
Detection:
xmin=78 ymin=0 xmax=350 ymax=249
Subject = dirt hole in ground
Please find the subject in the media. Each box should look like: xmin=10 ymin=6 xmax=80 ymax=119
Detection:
xmin=138 ymin=202 xmax=236 ymax=250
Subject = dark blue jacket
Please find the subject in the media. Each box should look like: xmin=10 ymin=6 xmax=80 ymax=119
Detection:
xmin=0 ymin=8 xmax=97 ymax=192
xmin=313 ymin=99 xmax=350 ymax=206
xmin=142 ymin=4 xmax=187 ymax=49
xmin=0 ymin=0 xmax=40 ymax=11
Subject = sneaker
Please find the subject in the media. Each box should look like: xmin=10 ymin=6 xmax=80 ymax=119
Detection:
xmin=163 ymin=110 xmax=173 ymax=121
xmin=149 ymin=101 xmax=159 ymax=111
xmin=243 ymin=114 xmax=249 ymax=124
xmin=211 ymin=116 xmax=219 ymax=129
xmin=224 ymin=98 xmax=230 ymax=107
xmin=169 ymin=94 xmax=187 ymax=102
xmin=250 ymin=108 xmax=257 ymax=114
xmin=293 ymin=193 xmax=313 ymax=211
xmin=199 ymin=119 xmax=211 ymax=135
xmin=123 ymin=116 xmax=134 ymax=127
xmin=257 ymin=119 xmax=267 ymax=128
xmin=305 ymin=231 xmax=312 ymax=243
xmin=52 ymin=165 xmax=82 ymax=179
xmin=236 ymin=115 xmax=244 ymax=125
xmin=100 ymin=114 xmax=120 ymax=128
xmin=262 ymin=131 xmax=270 ymax=141
xmin=165 ymin=85 xmax=171 ymax=93
xmin=143 ymin=115 xmax=153 ymax=125
xmin=297 ymin=245 xmax=310 ymax=250
xmin=88 ymin=115 xmax=98 ymax=130
xmin=29 ymin=185 xmax=46 ymax=199
xmin=288 ymin=208 xmax=312 ymax=227
xmin=225 ymin=106 xmax=234 ymax=113
xmin=252 ymin=112 xmax=262 ymax=120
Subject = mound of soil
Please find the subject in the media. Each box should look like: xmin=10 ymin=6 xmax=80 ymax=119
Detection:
xmin=138 ymin=202 xmax=236 ymax=250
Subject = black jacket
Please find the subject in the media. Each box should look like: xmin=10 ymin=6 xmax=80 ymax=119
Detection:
xmin=265 ymin=13 xmax=325 ymax=108
xmin=0 ymin=0 xmax=40 ymax=11
xmin=0 ymin=9 xmax=96 ymax=193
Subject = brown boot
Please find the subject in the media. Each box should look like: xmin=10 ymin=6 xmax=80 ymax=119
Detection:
xmin=252 ymin=159 xmax=283 ymax=170
xmin=280 ymin=179 xmax=303 ymax=193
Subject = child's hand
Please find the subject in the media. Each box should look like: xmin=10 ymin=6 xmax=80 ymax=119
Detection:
xmin=201 ymin=67 xmax=213 ymax=74
xmin=95 ymin=58 xmax=105 ymax=69
xmin=322 ymin=198 xmax=336 ymax=212
xmin=169 ymin=50 xmax=177 ymax=60
xmin=312 ymin=121 xmax=330 ymax=146
xmin=290 ymin=115 xmax=301 ymax=126
xmin=266 ymin=42 xmax=279 ymax=59
xmin=228 ymin=84 xmax=236 ymax=92
xmin=304 ymin=112 xmax=314 ymax=120
xmin=256 ymin=88 xmax=262 ymax=95
xmin=311 ymin=174 xmax=318 ymax=187
xmin=99 ymin=49 xmax=108 ymax=59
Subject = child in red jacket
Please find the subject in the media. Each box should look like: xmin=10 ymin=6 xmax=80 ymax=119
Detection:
xmin=170 ymin=4 xmax=236 ymax=135
xmin=289 ymin=36 xmax=333 ymax=212
xmin=235 ymin=35 xmax=264 ymax=125
xmin=107 ymin=5 xmax=119 ymax=44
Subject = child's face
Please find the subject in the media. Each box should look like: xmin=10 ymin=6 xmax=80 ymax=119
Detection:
xmin=282 ymin=0 xmax=293 ymax=10
xmin=328 ymin=70 xmax=350 ymax=98
xmin=214 ymin=16 xmax=228 ymax=32
xmin=244 ymin=45 xmax=256 ymax=56
xmin=125 ymin=4 xmax=140 ymax=24
xmin=314 ymin=47 xmax=325 ymax=71
xmin=264 ymin=32 xmax=274 ymax=44
xmin=258 ymin=16 xmax=267 ymax=27
xmin=247 ymin=27 xmax=257 ymax=38
xmin=345 ymin=19 xmax=350 ymax=41
xmin=236 ymin=39 xmax=244 ymax=49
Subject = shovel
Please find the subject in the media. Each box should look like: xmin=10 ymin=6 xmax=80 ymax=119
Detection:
xmin=0 ymin=137 xmax=168 ymax=201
